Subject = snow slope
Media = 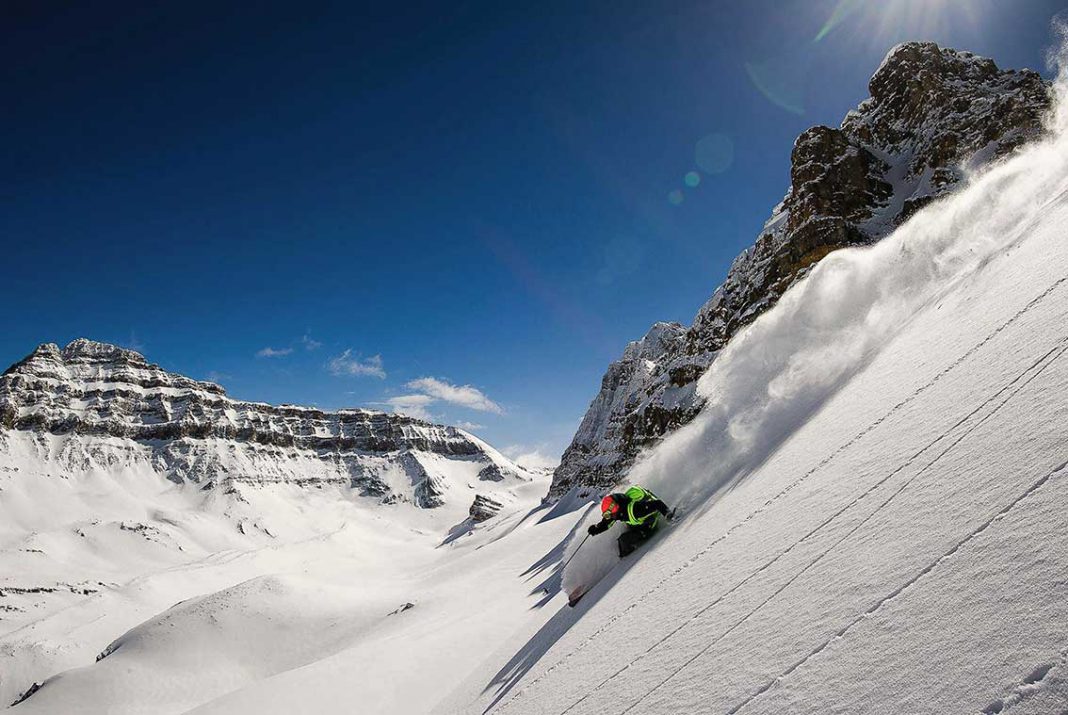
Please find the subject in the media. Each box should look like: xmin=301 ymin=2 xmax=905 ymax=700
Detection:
xmin=0 ymin=404 xmax=588 ymax=713
xmin=1 ymin=455 xmax=585 ymax=713
xmin=442 ymin=48 xmax=1068 ymax=715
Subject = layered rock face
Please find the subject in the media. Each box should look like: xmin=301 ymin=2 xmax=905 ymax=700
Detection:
xmin=469 ymin=494 xmax=504 ymax=522
xmin=0 ymin=339 xmax=525 ymax=508
xmin=550 ymin=42 xmax=1051 ymax=497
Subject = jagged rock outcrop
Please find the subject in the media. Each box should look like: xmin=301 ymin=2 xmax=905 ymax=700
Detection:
xmin=477 ymin=463 xmax=507 ymax=482
xmin=469 ymin=494 xmax=504 ymax=522
xmin=0 ymin=339 xmax=528 ymax=507
xmin=550 ymin=42 xmax=1052 ymax=497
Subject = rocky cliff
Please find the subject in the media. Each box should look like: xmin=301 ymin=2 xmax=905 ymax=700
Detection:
xmin=0 ymin=338 xmax=529 ymax=510
xmin=550 ymin=42 xmax=1052 ymax=497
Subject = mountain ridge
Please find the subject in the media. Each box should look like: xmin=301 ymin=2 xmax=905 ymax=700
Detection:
xmin=549 ymin=41 xmax=1053 ymax=498
xmin=0 ymin=337 xmax=528 ymax=506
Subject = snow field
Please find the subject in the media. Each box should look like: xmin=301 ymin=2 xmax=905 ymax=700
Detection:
xmin=0 ymin=441 xmax=574 ymax=713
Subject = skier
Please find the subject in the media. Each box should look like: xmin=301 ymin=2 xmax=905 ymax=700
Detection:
xmin=587 ymin=485 xmax=671 ymax=557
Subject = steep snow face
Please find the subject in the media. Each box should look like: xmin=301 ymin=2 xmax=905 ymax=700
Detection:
xmin=550 ymin=42 xmax=1052 ymax=498
xmin=449 ymin=42 xmax=1068 ymax=715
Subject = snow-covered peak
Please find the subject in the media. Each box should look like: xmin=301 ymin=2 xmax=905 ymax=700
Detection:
xmin=870 ymin=42 xmax=994 ymax=93
xmin=847 ymin=41 xmax=1049 ymax=182
xmin=0 ymin=339 xmax=537 ymax=513
xmin=5 ymin=338 xmax=226 ymax=396
xmin=621 ymin=322 xmax=685 ymax=362
xmin=550 ymin=42 xmax=1051 ymax=498
xmin=62 ymin=337 xmax=144 ymax=362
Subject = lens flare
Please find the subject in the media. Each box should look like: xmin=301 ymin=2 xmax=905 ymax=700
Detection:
xmin=695 ymin=132 xmax=735 ymax=174
xmin=815 ymin=0 xmax=861 ymax=42
xmin=815 ymin=0 xmax=990 ymax=46
xmin=748 ymin=1 xmax=990 ymax=114
xmin=745 ymin=56 xmax=809 ymax=115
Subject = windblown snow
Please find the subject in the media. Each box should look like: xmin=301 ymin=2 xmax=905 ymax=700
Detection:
xmin=6 ymin=42 xmax=1068 ymax=715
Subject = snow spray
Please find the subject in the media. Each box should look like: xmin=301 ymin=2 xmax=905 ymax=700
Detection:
xmin=563 ymin=25 xmax=1068 ymax=593
xmin=629 ymin=25 xmax=1068 ymax=513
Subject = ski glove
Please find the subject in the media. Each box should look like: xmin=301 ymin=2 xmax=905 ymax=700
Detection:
xmin=588 ymin=520 xmax=611 ymax=536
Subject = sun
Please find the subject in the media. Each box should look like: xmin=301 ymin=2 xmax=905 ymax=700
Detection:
xmin=815 ymin=0 xmax=990 ymax=47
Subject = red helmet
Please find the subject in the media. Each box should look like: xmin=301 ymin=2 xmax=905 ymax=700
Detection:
xmin=601 ymin=493 xmax=625 ymax=519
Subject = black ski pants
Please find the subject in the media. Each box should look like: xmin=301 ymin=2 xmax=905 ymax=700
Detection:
xmin=617 ymin=522 xmax=656 ymax=557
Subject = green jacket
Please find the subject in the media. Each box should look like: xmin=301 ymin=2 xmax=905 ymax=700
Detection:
xmin=622 ymin=485 xmax=663 ymax=527
xmin=589 ymin=485 xmax=669 ymax=535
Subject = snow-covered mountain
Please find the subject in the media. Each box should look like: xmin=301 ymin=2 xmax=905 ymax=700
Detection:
xmin=550 ymin=42 xmax=1052 ymax=498
xmin=0 ymin=338 xmax=546 ymax=708
xmin=1 ymin=338 xmax=532 ymax=510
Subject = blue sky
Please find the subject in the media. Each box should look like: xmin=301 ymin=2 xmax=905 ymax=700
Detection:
xmin=4 ymin=1 xmax=1065 ymax=464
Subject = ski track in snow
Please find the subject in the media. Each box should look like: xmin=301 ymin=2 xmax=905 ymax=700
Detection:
xmin=490 ymin=271 xmax=1068 ymax=715
xmin=724 ymin=459 xmax=1068 ymax=715
xmin=581 ymin=335 xmax=1068 ymax=715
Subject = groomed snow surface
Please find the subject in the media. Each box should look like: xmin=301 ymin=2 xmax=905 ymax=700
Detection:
xmin=6 ymin=49 xmax=1068 ymax=715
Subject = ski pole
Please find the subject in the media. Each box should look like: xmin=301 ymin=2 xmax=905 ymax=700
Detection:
xmin=560 ymin=532 xmax=590 ymax=571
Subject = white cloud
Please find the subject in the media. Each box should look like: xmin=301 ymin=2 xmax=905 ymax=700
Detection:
xmin=374 ymin=376 xmax=500 ymax=424
xmin=502 ymin=444 xmax=560 ymax=471
xmin=257 ymin=347 xmax=293 ymax=358
xmin=205 ymin=371 xmax=231 ymax=383
xmin=328 ymin=350 xmax=386 ymax=379
xmin=302 ymin=334 xmax=322 ymax=351
xmin=385 ymin=394 xmax=435 ymax=420
xmin=405 ymin=377 xmax=502 ymax=414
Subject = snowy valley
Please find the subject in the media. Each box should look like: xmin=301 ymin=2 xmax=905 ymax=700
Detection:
xmin=0 ymin=339 xmax=555 ymax=711
xmin=4 ymin=38 xmax=1068 ymax=715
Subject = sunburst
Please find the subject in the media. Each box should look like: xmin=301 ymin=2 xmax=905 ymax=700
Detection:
xmin=815 ymin=0 xmax=990 ymax=48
